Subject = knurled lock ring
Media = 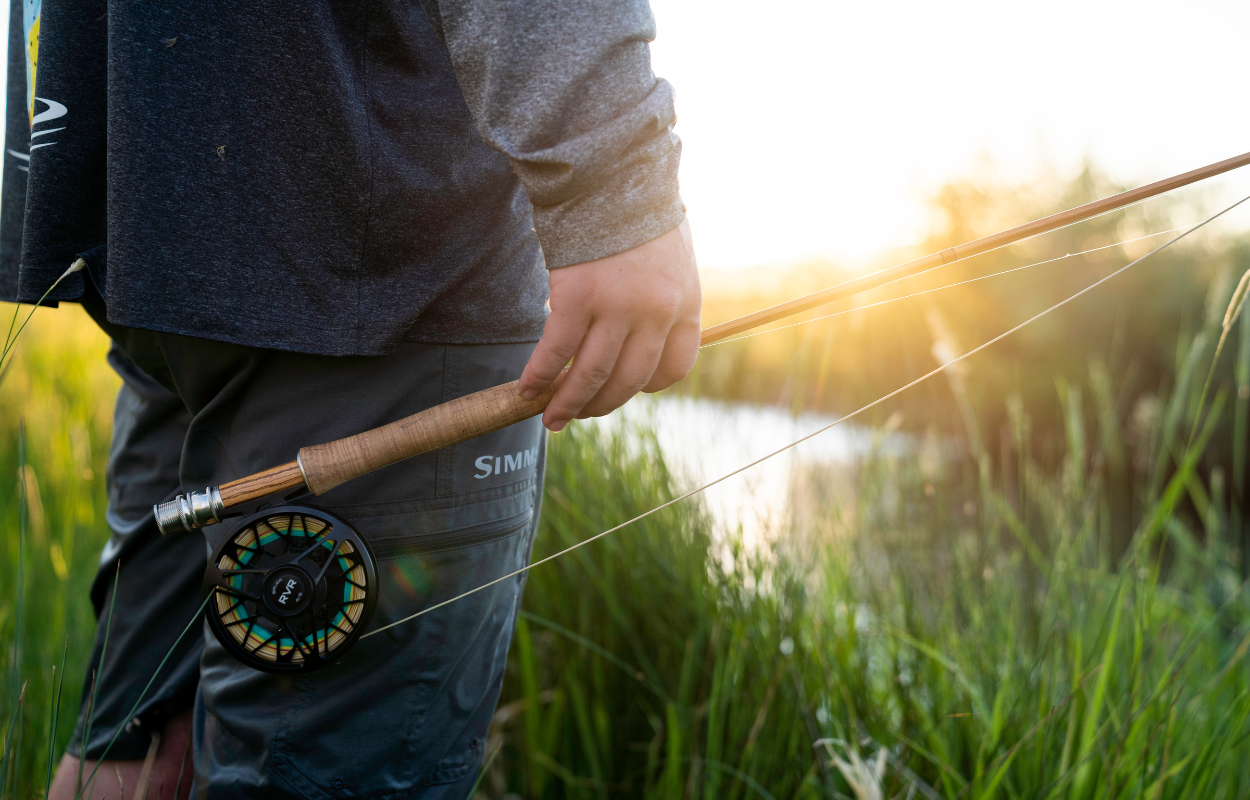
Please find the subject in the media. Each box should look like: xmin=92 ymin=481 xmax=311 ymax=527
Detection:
xmin=154 ymin=486 xmax=224 ymax=535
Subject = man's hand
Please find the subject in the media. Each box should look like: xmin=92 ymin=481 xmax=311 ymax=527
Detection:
xmin=520 ymin=219 xmax=701 ymax=431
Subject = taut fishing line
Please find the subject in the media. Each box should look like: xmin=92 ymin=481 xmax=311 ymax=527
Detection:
xmin=364 ymin=191 xmax=1250 ymax=640
xmin=700 ymin=224 xmax=1199 ymax=349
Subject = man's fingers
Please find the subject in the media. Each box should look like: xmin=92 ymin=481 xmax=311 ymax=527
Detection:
xmin=543 ymin=323 xmax=629 ymax=431
xmin=577 ymin=331 xmax=666 ymax=418
xmin=644 ymin=319 xmax=700 ymax=393
xmin=526 ymin=218 xmax=701 ymax=423
xmin=519 ymin=309 xmax=590 ymax=399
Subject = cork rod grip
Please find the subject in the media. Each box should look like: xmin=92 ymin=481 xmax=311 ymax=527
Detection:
xmin=297 ymin=371 xmax=566 ymax=496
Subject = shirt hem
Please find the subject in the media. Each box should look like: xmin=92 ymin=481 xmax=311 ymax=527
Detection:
xmin=105 ymin=307 xmax=546 ymax=357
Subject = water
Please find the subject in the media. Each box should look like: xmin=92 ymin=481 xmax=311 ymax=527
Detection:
xmin=586 ymin=396 xmax=904 ymax=543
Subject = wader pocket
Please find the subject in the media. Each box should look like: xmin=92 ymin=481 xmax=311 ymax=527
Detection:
xmin=370 ymin=508 xmax=533 ymax=559
xmin=271 ymin=481 xmax=540 ymax=798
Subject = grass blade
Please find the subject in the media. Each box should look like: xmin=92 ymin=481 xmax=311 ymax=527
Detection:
xmin=12 ymin=424 xmax=26 ymax=723
xmin=1070 ymin=582 xmax=1125 ymax=798
xmin=0 ymin=683 xmax=27 ymax=795
xmin=76 ymin=563 xmax=119 ymax=800
xmin=467 ymin=744 xmax=500 ymax=798
xmin=46 ymin=635 xmax=69 ymax=797
xmin=81 ymin=592 xmax=212 ymax=789
xmin=0 ymin=259 xmax=85 ymax=379
xmin=1235 ymin=305 xmax=1250 ymax=560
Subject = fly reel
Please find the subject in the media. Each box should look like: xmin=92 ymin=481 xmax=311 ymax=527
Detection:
xmin=203 ymin=505 xmax=379 ymax=673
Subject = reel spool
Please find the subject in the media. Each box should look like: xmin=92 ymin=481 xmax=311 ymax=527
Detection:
xmin=204 ymin=505 xmax=379 ymax=673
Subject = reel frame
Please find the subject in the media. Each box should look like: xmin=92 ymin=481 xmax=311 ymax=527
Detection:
xmin=203 ymin=504 xmax=379 ymax=674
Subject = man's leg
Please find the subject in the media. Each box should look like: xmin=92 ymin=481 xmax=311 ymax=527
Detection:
xmin=49 ymin=345 xmax=204 ymax=800
xmin=151 ymin=336 xmax=545 ymax=798
xmin=49 ymin=709 xmax=193 ymax=800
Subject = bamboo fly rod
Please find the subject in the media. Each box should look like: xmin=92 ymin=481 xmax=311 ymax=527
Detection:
xmin=701 ymin=149 xmax=1250 ymax=343
xmin=155 ymin=148 xmax=1250 ymax=534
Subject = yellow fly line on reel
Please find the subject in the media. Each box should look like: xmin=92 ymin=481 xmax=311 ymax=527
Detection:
xmin=202 ymin=506 xmax=377 ymax=673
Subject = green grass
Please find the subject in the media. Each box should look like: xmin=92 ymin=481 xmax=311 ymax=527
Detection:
xmin=0 ymin=305 xmax=117 ymax=798
xmin=480 ymin=263 xmax=1250 ymax=797
xmin=485 ymin=406 xmax=1250 ymax=798
xmin=3 ymin=292 xmax=1250 ymax=798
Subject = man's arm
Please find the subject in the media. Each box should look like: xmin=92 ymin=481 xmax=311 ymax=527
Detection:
xmin=423 ymin=0 xmax=701 ymax=430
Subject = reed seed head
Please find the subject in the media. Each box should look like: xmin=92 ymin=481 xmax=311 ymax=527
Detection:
xmin=48 ymin=257 xmax=87 ymax=286
xmin=1223 ymin=268 xmax=1250 ymax=332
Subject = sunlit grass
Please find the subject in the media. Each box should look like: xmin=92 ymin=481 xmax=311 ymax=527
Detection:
xmin=479 ymin=384 xmax=1250 ymax=798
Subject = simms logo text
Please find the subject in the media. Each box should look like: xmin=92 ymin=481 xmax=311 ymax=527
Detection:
xmin=474 ymin=445 xmax=539 ymax=479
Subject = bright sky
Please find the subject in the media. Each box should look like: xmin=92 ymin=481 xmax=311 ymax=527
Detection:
xmin=3 ymin=1 xmax=1248 ymax=271
xmin=649 ymin=0 xmax=1250 ymax=268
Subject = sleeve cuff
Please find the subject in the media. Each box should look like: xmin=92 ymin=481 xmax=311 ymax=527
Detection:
xmin=532 ymin=133 xmax=685 ymax=269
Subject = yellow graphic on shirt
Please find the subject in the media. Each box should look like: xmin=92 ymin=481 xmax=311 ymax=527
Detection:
xmin=26 ymin=14 xmax=39 ymax=124
xmin=24 ymin=0 xmax=40 ymax=126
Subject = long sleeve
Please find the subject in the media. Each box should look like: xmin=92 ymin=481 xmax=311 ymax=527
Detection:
xmin=422 ymin=0 xmax=685 ymax=269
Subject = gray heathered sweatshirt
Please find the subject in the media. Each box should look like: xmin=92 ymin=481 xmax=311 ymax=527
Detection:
xmin=0 ymin=0 xmax=684 ymax=356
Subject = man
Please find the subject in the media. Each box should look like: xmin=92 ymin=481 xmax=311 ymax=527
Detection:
xmin=1 ymin=0 xmax=700 ymax=796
